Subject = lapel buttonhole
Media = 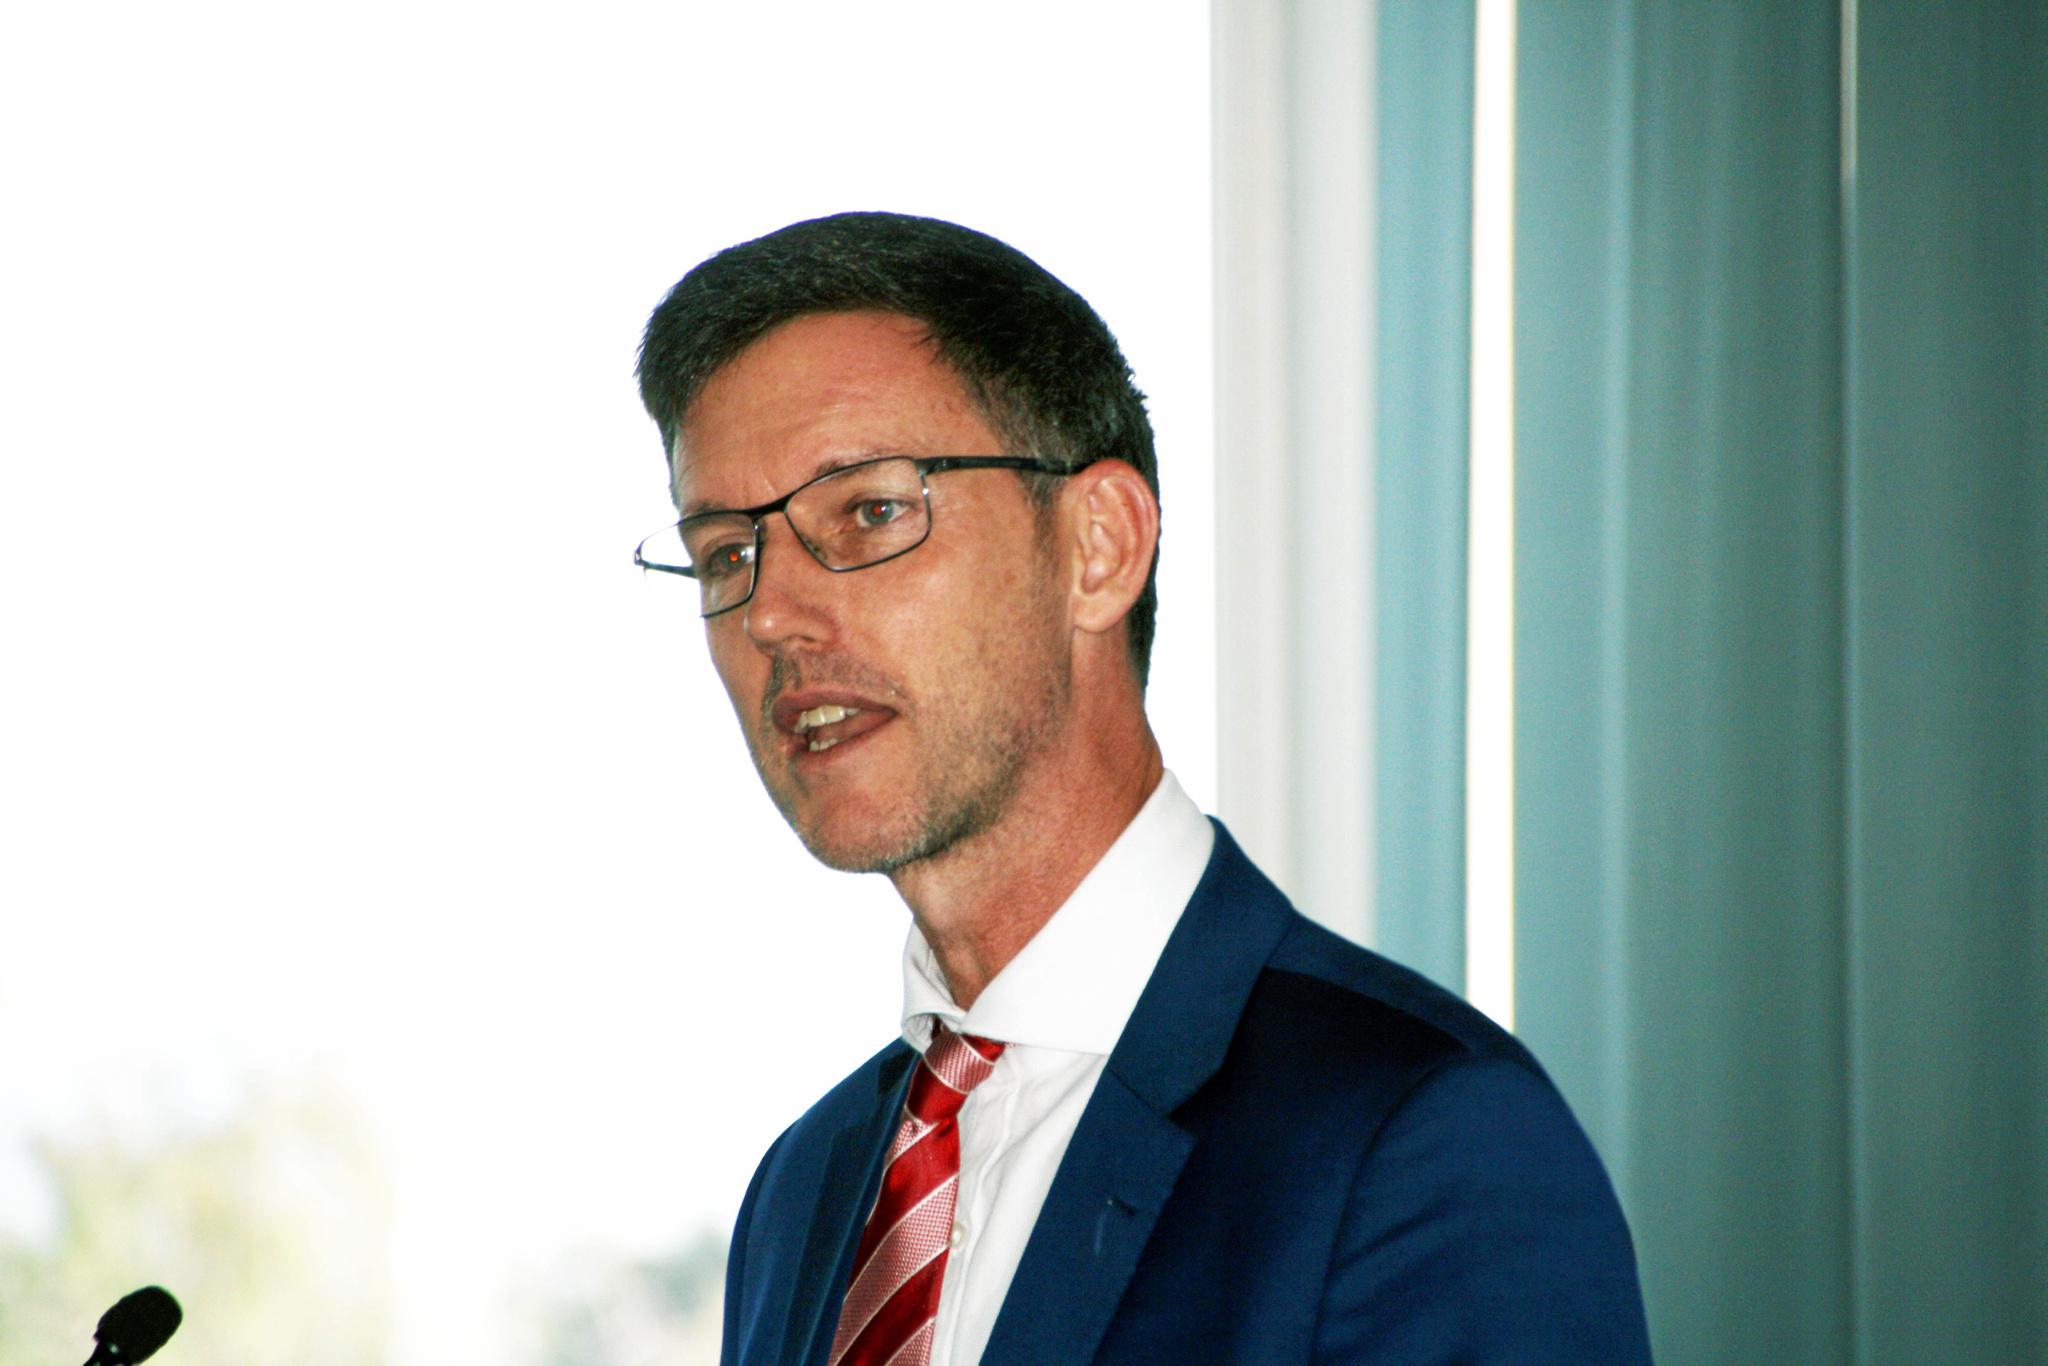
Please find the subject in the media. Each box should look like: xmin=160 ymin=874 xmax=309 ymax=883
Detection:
xmin=1094 ymin=1194 xmax=1141 ymax=1259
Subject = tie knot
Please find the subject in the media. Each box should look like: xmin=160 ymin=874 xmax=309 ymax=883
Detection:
xmin=907 ymin=1021 xmax=1004 ymax=1122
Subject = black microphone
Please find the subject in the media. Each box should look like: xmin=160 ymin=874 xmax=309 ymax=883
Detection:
xmin=84 ymin=1286 xmax=181 ymax=1366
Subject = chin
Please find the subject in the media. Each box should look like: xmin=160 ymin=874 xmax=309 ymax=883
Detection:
xmin=795 ymin=783 xmax=1014 ymax=876
xmin=770 ymin=786 xmax=909 ymax=874
xmin=793 ymin=806 xmax=937 ymax=874
xmin=798 ymin=834 xmax=902 ymax=875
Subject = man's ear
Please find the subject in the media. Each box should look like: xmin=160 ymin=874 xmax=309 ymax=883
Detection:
xmin=1062 ymin=459 xmax=1159 ymax=637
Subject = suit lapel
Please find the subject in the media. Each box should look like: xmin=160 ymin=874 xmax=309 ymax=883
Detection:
xmin=980 ymin=823 xmax=1295 ymax=1366
xmin=977 ymin=1072 xmax=1193 ymax=1365
xmin=782 ymin=1047 xmax=915 ymax=1366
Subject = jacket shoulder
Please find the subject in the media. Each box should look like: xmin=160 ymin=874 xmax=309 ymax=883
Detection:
xmin=1138 ymin=904 xmax=1650 ymax=1362
xmin=1262 ymin=913 xmax=1544 ymax=1077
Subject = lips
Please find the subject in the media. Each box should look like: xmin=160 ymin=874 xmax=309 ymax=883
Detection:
xmin=771 ymin=689 xmax=898 ymax=759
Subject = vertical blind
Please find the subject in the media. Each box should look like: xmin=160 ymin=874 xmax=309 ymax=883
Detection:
xmin=1215 ymin=2 xmax=2040 ymax=1353
xmin=1513 ymin=2 xmax=2045 ymax=1361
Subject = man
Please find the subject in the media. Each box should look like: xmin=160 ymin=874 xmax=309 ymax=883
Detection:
xmin=634 ymin=213 xmax=1652 ymax=1365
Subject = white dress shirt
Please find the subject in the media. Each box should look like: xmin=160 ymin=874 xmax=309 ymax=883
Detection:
xmin=897 ymin=769 xmax=1215 ymax=1366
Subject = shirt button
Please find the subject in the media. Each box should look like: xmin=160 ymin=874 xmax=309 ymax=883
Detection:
xmin=950 ymin=1221 xmax=966 ymax=1248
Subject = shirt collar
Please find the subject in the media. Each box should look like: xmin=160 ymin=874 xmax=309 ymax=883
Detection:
xmin=900 ymin=769 xmax=1215 ymax=1055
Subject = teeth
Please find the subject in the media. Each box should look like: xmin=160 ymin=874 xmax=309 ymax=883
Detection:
xmin=807 ymin=736 xmax=841 ymax=753
xmin=794 ymin=703 xmax=860 ymax=733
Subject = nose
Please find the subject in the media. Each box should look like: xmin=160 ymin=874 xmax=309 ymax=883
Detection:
xmin=741 ymin=515 xmax=837 ymax=649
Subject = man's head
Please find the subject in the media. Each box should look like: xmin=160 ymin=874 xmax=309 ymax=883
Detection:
xmin=635 ymin=216 xmax=1161 ymax=878
xmin=637 ymin=212 xmax=1159 ymax=685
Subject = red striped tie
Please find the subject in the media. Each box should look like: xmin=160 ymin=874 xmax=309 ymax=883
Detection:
xmin=829 ymin=1022 xmax=1005 ymax=1366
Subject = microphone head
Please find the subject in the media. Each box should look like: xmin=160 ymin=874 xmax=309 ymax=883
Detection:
xmin=94 ymin=1286 xmax=182 ymax=1364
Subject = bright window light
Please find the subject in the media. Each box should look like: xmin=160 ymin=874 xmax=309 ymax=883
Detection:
xmin=1466 ymin=0 xmax=1518 ymax=1030
xmin=0 ymin=6 xmax=1213 ymax=1361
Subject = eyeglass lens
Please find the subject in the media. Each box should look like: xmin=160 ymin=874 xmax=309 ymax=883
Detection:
xmin=668 ymin=457 xmax=934 ymax=615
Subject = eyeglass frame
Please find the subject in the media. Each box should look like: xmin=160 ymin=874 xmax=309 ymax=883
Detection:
xmin=634 ymin=454 xmax=1076 ymax=617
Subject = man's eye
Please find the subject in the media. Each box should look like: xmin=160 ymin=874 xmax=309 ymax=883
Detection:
xmin=854 ymin=498 xmax=911 ymax=528
xmin=696 ymin=542 xmax=754 ymax=579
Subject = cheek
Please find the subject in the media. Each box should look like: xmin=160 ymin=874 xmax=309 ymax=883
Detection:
xmin=915 ymin=508 xmax=1056 ymax=616
xmin=953 ymin=559 xmax=1067 ymax=682
xmin=893 ymin=558 xmax=1016 ymax=662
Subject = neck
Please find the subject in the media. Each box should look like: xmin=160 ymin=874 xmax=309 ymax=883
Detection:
xmin=891 ymin=714 xmax=1163 ymax=1010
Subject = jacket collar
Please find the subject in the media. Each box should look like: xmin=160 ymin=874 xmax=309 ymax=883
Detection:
xmin=979 ymin=820 xmax=1296 ymax=1365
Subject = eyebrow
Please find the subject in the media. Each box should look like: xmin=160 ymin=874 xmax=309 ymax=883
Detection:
xmin=677 ymin=449 xmax=898 ymax=519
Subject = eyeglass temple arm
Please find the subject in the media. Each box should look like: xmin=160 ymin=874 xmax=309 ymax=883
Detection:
xmin=917 ymin=456 xmax=1074 ymax=476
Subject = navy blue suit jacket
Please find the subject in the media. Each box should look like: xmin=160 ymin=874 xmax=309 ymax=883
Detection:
xmin=722 ymin=823 xmax=1653 ymax=1364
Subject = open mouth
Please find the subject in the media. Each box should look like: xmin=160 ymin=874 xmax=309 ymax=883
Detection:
xmin=776 ymin=695 xmax=897 ymax=758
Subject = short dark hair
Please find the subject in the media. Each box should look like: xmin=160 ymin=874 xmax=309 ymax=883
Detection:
xmin=636 ymin=211 xmax=1160 ymax=687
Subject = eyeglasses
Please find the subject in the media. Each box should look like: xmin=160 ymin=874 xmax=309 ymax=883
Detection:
xmin=635 ymin=455 xmax=1072 ymax=617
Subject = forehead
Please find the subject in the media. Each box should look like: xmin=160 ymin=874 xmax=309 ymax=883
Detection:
xmin=672 ymin=310 xmax=999 ymax=512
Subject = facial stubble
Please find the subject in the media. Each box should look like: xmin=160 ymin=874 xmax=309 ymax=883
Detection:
xmin=745 ymin=559 xmax=1072 ymax=875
